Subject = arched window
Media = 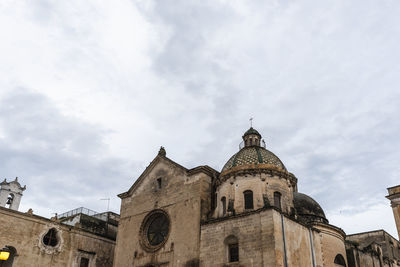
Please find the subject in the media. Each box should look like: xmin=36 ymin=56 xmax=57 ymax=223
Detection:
xmin=224 ymin=235 xmax=239 ymax=263
xmin=243 ymin=190 xmax=253 ymax=210
xmin=274 ymin=192 xmax=281 ymax=210
xmin=334 ymin=254 xmax=346 ymax=266
xmin=5 ymin=193 xmax=14 ymax=208
xmin=221 ymin=197 xmax=226 ymax=216
xmin=43 ymin=228 xmax=59 ymax=247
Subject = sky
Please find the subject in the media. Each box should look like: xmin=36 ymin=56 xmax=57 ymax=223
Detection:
xmin=0 ymin=0 xmax=399 ymax=238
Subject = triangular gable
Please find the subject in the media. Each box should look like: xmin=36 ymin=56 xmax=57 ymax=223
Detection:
xmin=118 ymin=154 xmax=189 ymax=199
xmin=118 ymin=147 xmax=220 ymax=199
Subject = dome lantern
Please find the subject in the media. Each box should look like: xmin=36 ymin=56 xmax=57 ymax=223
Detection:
xmin=242 ymin=127 xmax=262 ymax=147
xmin=221 ymin=128 xmax=287 ymax=174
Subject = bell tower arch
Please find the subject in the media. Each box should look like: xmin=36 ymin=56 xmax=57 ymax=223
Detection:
xmin=0 ymin=177 xmax=26 ymax=211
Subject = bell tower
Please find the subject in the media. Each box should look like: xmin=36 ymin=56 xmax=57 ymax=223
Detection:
xmin=386 ymin=185 xmax=400 ymax=240
xmin=0 ymin=177 xmax=26 ymax=211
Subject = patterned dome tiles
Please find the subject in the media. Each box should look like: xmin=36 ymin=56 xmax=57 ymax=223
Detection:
xmin=221 ymin=146 xmax=286 ymax=173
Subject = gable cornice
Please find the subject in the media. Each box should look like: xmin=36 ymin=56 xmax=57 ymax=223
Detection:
xmin=118 ymin=155 xmax=218 ymax=199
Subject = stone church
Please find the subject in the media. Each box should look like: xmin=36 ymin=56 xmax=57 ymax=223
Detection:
xmin=1 ymin=127 xmax=400 ymax=267
xmin=114 ymin=127 xmax=398 ymax=267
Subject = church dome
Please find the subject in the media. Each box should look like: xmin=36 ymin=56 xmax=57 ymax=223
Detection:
xmin=221 ymin=128 xmax=287 ymax=173
xmin=221 ymin=146 xmax=286 ymax=172
xmin=293 ymin=192 xmax=328 ymax=224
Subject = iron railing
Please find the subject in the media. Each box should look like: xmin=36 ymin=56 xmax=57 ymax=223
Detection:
xmin=58 ymin=207 xmax=98 ymax=219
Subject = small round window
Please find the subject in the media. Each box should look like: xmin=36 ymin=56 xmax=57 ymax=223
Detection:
xmin=43 ymin=228 xmax=59 ymax=247
xmin=140 ymin=210 xmax=170 ymax=251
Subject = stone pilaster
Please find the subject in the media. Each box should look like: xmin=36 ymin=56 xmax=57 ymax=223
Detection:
xmin=386 ymin=185 xmax=400 ymax=240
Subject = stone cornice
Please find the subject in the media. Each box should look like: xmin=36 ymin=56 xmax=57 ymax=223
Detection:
xmin=187 ymin=165 xmax=219 ymax=178
xmin=312 ymin=221 xmax=347 ymax=240
xmin=386 ymin=192 xmax=400 ymax=201
xmin=202 ymin=205 xmax=317 ymax=231
xmin=215 ymin=164 xmax=297 ymax=187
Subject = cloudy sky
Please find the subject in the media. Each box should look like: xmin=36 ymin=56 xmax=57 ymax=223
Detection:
xmin=1 ymin=0 xmax=399 ymax=237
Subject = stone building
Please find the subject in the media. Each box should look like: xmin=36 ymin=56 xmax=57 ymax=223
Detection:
xmin=113 ymin=128 xmax=353 ymax=267
xmin=0 ymin=181 xmax=117 ymax=267
xmin=345 ymin=230 xmax=400 ymax=267
xmin=1 ymin=127 xmax=400 ymax=267
xmin=0 ymin=206 xmax=116 ymax=267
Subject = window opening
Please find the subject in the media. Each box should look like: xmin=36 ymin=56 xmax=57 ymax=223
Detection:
xmin=334 ymin=254 xmax=346 ymax=266
xmin=390 ymin=241 xmax=394 ymax=258
xmin=221 ymin=197 xmax=226 ymax=216
xmin=274 ymin=192 xmax=282 ymax=210
xmin=229 ymin=243 xmax=239 ymax=262
xmin=212 ymin=191 xmax=217 ymax=210
xmin=157 ymin=178 xmax=162 ymax=189
xmin=146 ymin=212 xmax=169 ymax=246
xmin=43 ymin=228 xmax=58 ymax=247
xmin=243 ymin=190 xmax=253 ymax=209
xmin=80 ymin=257 xmax=90 ymax=267
xmin=5 ymin=193 xmax=14 ymax=208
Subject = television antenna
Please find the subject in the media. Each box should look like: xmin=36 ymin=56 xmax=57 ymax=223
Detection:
xmin=100 ymin=198 xmax=110 ymax=211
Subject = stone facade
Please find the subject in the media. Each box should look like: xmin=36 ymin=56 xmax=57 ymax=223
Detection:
xmin=0 ymin=206 xmax=115 ymax=267
xmin=114 ymin=154 xmax=216 ymax=267
xmin=114 ymin=129 xmax=351 ymax=267
xmin=346 ymin=230 xmax=400 ymax=267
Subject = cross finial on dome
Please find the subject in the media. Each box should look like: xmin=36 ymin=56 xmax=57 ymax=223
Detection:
xmin=249 ymin=117 xmax=253 ymax=127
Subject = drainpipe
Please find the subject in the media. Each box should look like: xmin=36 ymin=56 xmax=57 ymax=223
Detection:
xmin=309 ymin=228 xmax=316 ymax=267
xmin=281 ymin=214 xmax=288 ymax=267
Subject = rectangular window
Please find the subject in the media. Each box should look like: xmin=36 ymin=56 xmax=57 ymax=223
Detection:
xmin=157 ymin=178 xmax=162 ymax=189
xmin=244 ymin=191 xmax=253 ymax=209
xmin=80 ymin=257 xmax=89 ymax=267
xmin=221 ymin=197 xmax=226 ymax=215
xmin=229 ymin=243 xmax=239 ymax=262
xmin=274 ymin=192 xmax=281 ymax=210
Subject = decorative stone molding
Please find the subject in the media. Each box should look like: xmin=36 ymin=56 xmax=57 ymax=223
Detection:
xmin=37 ymin=224 xmax=64 ymax=254
xmin=139 ymin=209 xmax=171 ymax=252
xmin=215 ymin=165 xmax=297 ymax=189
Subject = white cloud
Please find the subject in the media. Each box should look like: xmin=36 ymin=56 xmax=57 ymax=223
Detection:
xmin=0 ymin=0 xmax=399 ymax=236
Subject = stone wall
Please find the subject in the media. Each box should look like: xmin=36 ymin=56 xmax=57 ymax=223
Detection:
xmin=200 ymin=208 xmax=344 ymax=267
xmin=278 ymin=212 xmax=318 ymax=267
xmin=0 ymin=207 xmax=115 ymax=267
xmin=114 ymin=157 xmax=213 ymax=267
xmin=347 ymin=230 xmax=400 ymax=261
xmin=200 ymin=210 xmax=272 ymax=267
xmin=314 ymin=223 xmax=347 ymax=267
xmin=346 ymin=230 xmax=400 ymax=266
